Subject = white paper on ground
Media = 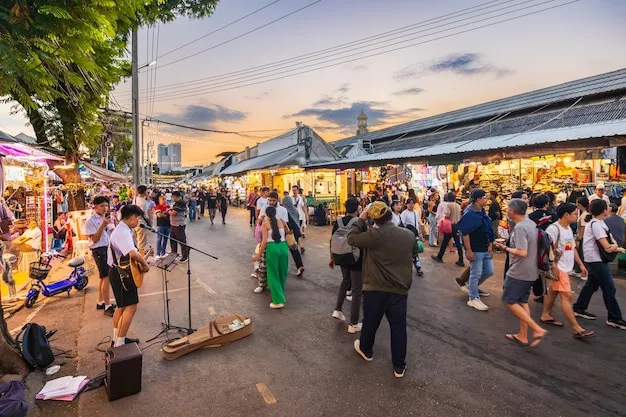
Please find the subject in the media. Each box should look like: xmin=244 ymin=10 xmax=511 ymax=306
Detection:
xmin=38 ymin=376 xmax=87 ymax=400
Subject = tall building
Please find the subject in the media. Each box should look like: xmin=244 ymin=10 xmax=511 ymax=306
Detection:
xmin=157 ymin=143 xmax=182 ymax=172
xmin=356 ymin=110 xmax=369 ymax=135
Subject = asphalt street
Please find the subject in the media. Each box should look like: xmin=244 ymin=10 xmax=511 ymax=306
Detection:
xmin=10 ymin=207 xmax=626 ymax=417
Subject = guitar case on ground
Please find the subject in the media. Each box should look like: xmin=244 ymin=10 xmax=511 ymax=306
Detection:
xmin=162 ymin=313 xmax=254 ymax=360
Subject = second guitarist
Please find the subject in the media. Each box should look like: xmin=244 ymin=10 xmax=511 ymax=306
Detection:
xmin=108 ymin=205 xmax=150 ymax=347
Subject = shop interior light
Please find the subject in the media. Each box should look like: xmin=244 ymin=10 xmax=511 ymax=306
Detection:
xmin=564 ymin=157 xmax=572 ymax=163
xmin=54 ymin=163 xmax=75 ymax=170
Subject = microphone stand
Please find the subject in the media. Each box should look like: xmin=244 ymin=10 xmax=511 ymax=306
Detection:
xmin=140 ymin=224 xmax=218 ymax=336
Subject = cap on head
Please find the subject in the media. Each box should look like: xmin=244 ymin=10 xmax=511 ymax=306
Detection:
xmin=596 ymin=183 xmax=606 ymax=190
xmin=470 ymin=189 xmax=487 ymax=201
xmin=368 ymin=201 xmax=390 ymax=220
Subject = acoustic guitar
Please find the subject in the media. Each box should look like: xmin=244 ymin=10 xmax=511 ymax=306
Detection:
xmin=130 ymin=247 xmax=153 ymax=288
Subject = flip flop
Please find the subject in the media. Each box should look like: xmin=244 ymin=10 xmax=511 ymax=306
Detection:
xmin=573 ymin=330 xmax=595 ymax=339
xmin=540 ymin=318 xmax=565 ymax=327
xmin=530 ymin=331 xmax=548 ymax=348
xmin=505 ymin=334 xmax=528 ymax=346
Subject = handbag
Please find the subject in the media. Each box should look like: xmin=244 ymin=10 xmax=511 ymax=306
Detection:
xmin=254 ymin=224 xmax=263 ymax=243
xmin=285 ymin=231 xmax=297 ymax=249
xmin=439 ymin=218 xmax=452 ymax=235
xmin=591 ymin=221 xmax=617 ymax=263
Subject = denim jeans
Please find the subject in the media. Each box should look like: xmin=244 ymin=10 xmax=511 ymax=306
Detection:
xmin=468 ymin=252 xmax=494 ymax=299
xmin=189 ymin=204 xmax=197 ymax=221
xmin=574 ymin=262 xmax=623 ymax=321
xmin=359 ymin=291 xmax=408 ymax=373
xmin=436 ymin=223 xmax=463 ymax=263
xmin=156 ymin=226 xmax=170 ymax=257
xmin=428 ymin=213 xmax=438 ymax=246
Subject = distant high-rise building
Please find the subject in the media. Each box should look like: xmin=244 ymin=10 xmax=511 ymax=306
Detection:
xmin=356 ymin=110 xmax=369 ymax=135
xmin=157 ymin=143 xmax=182 ymax=172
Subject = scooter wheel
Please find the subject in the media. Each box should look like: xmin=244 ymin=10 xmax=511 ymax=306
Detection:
xmin=24 ymin=292 xmax=39 ymax=308
xmin=74 ymin=277 xmax=88 ymax=291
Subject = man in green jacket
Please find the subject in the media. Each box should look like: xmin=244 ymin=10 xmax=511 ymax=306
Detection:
xmin=347 ymin=201 xmax=416 ymax=378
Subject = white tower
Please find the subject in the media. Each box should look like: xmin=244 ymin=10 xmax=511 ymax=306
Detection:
xmin=356 ymin=109 xmax=369 ymax=135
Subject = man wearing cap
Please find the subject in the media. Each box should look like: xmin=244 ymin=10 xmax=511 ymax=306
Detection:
xmin=347 ymin=201 xmax=416 ymax=378
xmin=457 ymin=189 xmax=495 ymax=311
xmin=589 ymin=183 xmax=610 ymax=204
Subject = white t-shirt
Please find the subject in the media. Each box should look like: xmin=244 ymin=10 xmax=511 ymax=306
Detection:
xmin=256 ymin=197 xmax=268 ymax=211
xmin=400 ymin=209 xmax=419 ymax=228
xmin=21 ymin=227 xmax=42 ymax=251
xmin=546 ymin=223 xmax=576 ymax=272
xmin=589 ymin=193 xmax=610 ymax=204
xmin=107 ymin=221 xmax=137 ymax=266
xmin=391 ymin=213 xmax=402 ymax=226
xmin=85 ymin=213 xmax=113 ymax=249
xmin=582 ymin=218 xmax=609 ymax=263
xmin=259 ymin=204 xmax=289 ymax=224
xmin=133 ymin=196 xmax=149 ymax=225
xmin=619 ymin=197 xmax=626 ymax=219
xmin=291 ymin=195 xmax=306 ymax=218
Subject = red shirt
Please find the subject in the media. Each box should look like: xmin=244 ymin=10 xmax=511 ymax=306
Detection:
xmin=155 ymin=204 xmax=171 ymax=227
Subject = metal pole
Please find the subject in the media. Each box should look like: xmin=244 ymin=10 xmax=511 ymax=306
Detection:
xmin=141 ymin=119 xmax=145 ymax=184
xmin=132 ymin=28 xmax=140 ymax=186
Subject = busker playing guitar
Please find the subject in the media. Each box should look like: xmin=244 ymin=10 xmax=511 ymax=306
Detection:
xmin=108 ymin=205 xmax=151 ymax=347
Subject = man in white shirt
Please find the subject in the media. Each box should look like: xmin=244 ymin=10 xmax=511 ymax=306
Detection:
xmin=588 ymin=183 xmax=610 ymax=204
xmin=291 ymin=186 xmax=309 ymax=253
xmin=85 ymin=196 xmax=115 ymax=316
xmin=255 ymin=187 xmax=270 ymax=221
xmin=258 ymin=192 xmax=289 ymax=224
xmin=108 ymin=205 xmax=150 ymax=347
xmin=13 ymin=220 xmax=42 ymax=252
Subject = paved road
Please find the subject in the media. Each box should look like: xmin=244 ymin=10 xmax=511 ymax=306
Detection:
xmin=12 ymin=208 xmax=626 ymax=417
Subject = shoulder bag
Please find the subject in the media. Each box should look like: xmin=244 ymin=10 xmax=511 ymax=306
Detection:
xmin=591 ymin=220 xmax=617 ymax=263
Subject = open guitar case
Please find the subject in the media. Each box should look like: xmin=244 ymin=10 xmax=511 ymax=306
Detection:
xmin=162 ymin=313 xmax=254 ymax=360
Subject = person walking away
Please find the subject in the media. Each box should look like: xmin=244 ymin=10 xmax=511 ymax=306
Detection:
xmin=261 ymin=192 xmax=304 ymax=275
xmin=165 ymin=190 xmax=172 ymax=205
xmin=573 ymin=199 xmax=626 ymax=329
xmin=246 ymin=187 xmax=259 ymax=226
xmin=588 ymin=183 xmax=610 ymax=204
xmin=488 ymin=191 xmax=502 ymax=239
xmin=427 ymin=192 xmax=440 ymax=247
xmin=348 ymin=201 xmax=416 ymax=378
xmin=291 ymin=186 xmax=309 ymax=253
xmin=169 ymin=191 xmax=189 ymax=262
xmin=457 ymin=189 xmax=494 ymax=311
xmin=154 ymin=195 xmax=171 ymax=260
xmin=400 ymin=198 xmax=424 ymax=276
xmin=218 ymin=191 xmax=228 ymax=225
xmin=528 ymin=193 xmax=558 ymax=303
xmin=85 ymin=196 xmax=115 ymax=317
xmin=494 ymin=198 xmax=548 ymax=347
xmin=604 ymin=203 xmax=625 ymax=247
xmin=282 ymin=196 xmax=305 ymax=276
xmin=539 ymin=203 xmax=594 ymax=338
xmin=207 ymin=189 xmax=218 ymax=225
xmin=132 ymin=185 xmax=153 ymax=254
xmin=108 ymin=205 xmax=150 ymax=347
xmin=188 ymin=192 xmax=197 ymax=222
xmin=197 ymin=189 xmax=206 ymax=219
xmin=330 ymin=198 xmax=366 ymax=333
xmin=252 ymin=206 xmax=289 ymax=309
xmin=432 ymin=192 xmax=464 ymax=266
xmin=572 ymin=197 xmax=590 ymax=278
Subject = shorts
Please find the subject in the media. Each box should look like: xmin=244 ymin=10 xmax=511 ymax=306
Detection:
xmin=501 ymin=275 xmax=534 ymax=304
xmin=91 ymin=247 xmax=109 ymax=279
xmin=209 ymin=209 xmax=217 ymax=217
xmin=550 ymin=270 xmax=572 ymax=293
xmin=109 ymin=266 xmax=139 ymax=307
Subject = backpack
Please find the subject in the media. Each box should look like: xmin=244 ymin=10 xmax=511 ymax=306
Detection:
xmin=16 ymin=323 xmax=54 ymax=370
xmin=330 ymin=217 xmax=360 ymax=267
xmin=0 ymin=381 xmax=28 ymax=417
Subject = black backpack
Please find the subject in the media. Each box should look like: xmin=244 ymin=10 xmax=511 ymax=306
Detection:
xmin=16 ymin=323 xmax=54 ymax=370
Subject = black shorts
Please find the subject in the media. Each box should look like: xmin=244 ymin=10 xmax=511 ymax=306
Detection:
xmin=501 ymin=275 xmax=534 ymax=304
xmin=91 ymin=247 xmax=109 ymax=279
xmin=109 ymin=266 xmax=139 ymax=307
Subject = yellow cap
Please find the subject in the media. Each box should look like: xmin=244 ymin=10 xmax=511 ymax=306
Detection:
xmin=368 ymin=201 xmax=390 ymax=220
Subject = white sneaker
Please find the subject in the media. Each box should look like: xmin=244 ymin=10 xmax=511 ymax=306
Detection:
xmin=467 ymin=298 xmax=489 ymax=311
xmin=332 ymin=310 xmax=346 ymax=321
xmin=345 ymin=295 xmax=353 ymax=302
xmin=569 ymin=271 xmax=581 ymax=278
xmin=348 ymin=323 xmax=362 ymax=334
xmin=394 ymin=369 xmax=406 ymax=378
xmin=346 ymin=290 xmax=352 ymax=296
xmin=460 ymin=285 xmax=470 ymax=295
xmin=253 ymin=286 xmax=264 ymax=294
xmin=353 ymin=339 xmax=373 ymax=362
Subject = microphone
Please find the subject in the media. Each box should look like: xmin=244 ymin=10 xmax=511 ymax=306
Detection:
xmin=139 ymin=223 xmax=156 ymax=232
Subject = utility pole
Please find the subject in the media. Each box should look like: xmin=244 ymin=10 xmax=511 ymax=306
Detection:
xmin=131 ymin=27 xmax=140 ymax=187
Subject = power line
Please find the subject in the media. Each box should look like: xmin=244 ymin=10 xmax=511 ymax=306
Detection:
xmin=146 ymin=0 xmax=579 ymax=103
xmin=156 ymin=0 xmax=323 ymax=70
xmin=119 ymin=0 xmax=513 ymax=96
xmin=154 ymin=0 xmax=282 ymax=61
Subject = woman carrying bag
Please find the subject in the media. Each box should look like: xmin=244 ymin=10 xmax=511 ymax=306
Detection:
xmin=282 ymin=196 xmax=305 ymax=276
xmin=573 ymin=199 xmax=626 ymax=330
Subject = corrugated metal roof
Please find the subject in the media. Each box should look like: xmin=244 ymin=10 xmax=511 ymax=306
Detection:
xmin=0 ymin=130 xmax=17 ymax=143
xmin=221 ymin=145 xmax=301 ymax=176
xmin=333 ymin=68 xmax=626 ymax=148
xmin=308 ymin=119 xmax=626 ymax=168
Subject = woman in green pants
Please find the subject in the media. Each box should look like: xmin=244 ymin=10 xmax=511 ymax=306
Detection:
xmin=253 ymin=206 xmax=289 ymax=309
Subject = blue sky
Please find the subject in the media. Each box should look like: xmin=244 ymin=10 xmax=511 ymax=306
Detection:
xmin=1 ymin=0 xmax=625 ymax=164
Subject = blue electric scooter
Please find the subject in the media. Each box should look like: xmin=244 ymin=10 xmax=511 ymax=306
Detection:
xmin=24 ymin=253 xmax=89 ymax=308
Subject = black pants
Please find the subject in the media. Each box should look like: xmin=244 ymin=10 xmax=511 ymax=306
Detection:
xmin=248 ymin=207 xmax=256 ymax=225
xmin=200 ymin=201 xmax=206 ymax=217
xmin=221 ymin=206 xmax=227 ymax=221
xmin=287 ymin=218 xmax=303 ymax=268
xmin=335 ymin=267 xmax=362 ymax=324
xmin=436 ymin=224 xmax=463 ymax=263
xmin=575 ymin=262 xmax=623 ymax=321
xmin=532 ymin=277 xmax=544 ymax=297
xmin=360 ymin=291 xmax=408 ymax=373
xmin=170 ymin=225 xmax=189 ymax=258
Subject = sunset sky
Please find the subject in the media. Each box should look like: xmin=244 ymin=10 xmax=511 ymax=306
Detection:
xmin=1 ymin=0 xmax=625 ymax=166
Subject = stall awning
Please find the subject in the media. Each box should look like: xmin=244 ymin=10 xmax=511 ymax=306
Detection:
xmin=306 ymin=119 xmax=626 ymax=169
xmin=220 ymin=145 xmax=301 ymax=176
xmin=0 ymin=142 xmax=63 ymax=161
xmin=81 ymin=161 xmax=129 ymax=182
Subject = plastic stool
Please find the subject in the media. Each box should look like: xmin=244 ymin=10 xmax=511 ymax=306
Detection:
xmin=73 ymin=240 xmax=91 ymax=259
xmin=18 ymin=251 xmax=40 ymax=273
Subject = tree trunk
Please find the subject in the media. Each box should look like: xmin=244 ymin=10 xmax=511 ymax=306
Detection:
xmin=53 ymin=154 xmax=86 ymax=211
xmin=0 ymin=298 xmax=29 ymax=377
xmin=26 ymin=107 xmax=48 ymax=145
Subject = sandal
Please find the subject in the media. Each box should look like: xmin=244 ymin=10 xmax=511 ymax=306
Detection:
xmin=540 ymin=318 xmax=564 ymax=327
xmin=530 ymin=331 xmax=548 ymax=348
xmin=573 ymin=330 xmax=594 ymax=339
xmin=505 ymin=334 xmax=528 ymax=346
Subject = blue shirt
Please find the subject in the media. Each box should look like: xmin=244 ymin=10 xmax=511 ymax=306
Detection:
xmin=458 ymin=204 xmax=494 ymax=252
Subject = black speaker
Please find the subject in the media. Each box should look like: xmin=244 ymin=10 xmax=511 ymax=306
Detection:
xmin=105 ymin=343 xmax=142 ymax=401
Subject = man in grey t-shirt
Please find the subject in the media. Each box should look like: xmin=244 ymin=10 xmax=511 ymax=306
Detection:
xmin=168 ymin=191 xmax=189 ymax=261
xmin=494 ymin=199 xmax=547 ymax=347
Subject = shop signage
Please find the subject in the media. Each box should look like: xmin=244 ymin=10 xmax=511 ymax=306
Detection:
xmin=5 ymin=166 xmax=25 ymax=181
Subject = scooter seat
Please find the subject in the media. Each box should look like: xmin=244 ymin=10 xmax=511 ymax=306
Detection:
xmin=68 ymin=257 xmax=85 ymax=267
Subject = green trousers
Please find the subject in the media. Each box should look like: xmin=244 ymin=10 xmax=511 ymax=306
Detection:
xmin=265 ymin=241 xmax=289 ymax=305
